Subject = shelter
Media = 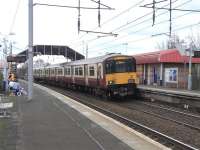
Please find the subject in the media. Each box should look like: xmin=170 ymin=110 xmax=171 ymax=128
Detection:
xmin=133 ymin=49 xmax=200 ymax=90
xmin=7 ymin=45 xmax=85 ymax=63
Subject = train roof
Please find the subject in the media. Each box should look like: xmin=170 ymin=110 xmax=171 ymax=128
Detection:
xmin=34 ymin=53 xmax=134 ymax=69
xmin=34 ymin=64 xmax=62 ymax=69
xmin=61 ymin=53 xmax=131 ymax=66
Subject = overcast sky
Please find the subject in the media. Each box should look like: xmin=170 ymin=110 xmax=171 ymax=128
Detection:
xmin=0 ymin=0 xmax=199 ymax=58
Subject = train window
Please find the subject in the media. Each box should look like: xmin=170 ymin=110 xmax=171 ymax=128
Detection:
xmin=115 ymin=59 xmax=134 ymax=73
xmin=106 ymin=59 xmax=135 ymax=74
xmin=57 ymin=69 xmax=63 ymax=75
xmin=45 ymin=69 xmax=48 ymax=75
xmin=79 ymin=67 xmax=83 ymax=76
xmin=65 ymin=68 xmax=71 ymax=75
xmin=128 ymin=59 xmax=136 ymax=72
xmin=89 ymin=66 xmax=94 ymax=76
xmin=68 ymin=68 xmax=71 ymax=75
xmin=75 ymin=68 xmax=78 ymax=75
xmin=51 ymin=69 xmax=55 ymax=75
xmin=115 ymin=61 xmax=127 ymax=73
xmin=105 ymin=61 xmax=115 ymax=74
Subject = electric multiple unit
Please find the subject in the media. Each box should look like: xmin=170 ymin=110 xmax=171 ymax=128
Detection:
xmin=33 ymin=53 xmax=138 ymax=98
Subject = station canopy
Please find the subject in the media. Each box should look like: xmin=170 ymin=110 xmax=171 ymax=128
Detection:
xmin=133 ymin=49 xmax=200 ymax=64
xmin=7 ymin=45 xmax=85 ymax=63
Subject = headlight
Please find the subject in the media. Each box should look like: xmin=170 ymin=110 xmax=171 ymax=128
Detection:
xmin=128 ymin=79 xmax=135 ymax=83
xmin=108 ymin=80 xmax=115 ymax=85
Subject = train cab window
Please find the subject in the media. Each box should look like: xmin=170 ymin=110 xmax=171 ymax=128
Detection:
xmin=127 ymin=59 xmax=136 ymax=72
xmin=105 ymin=61 xmax=115 ymax=74
xmin=106 ymin=59 xmax=135 ymax=74
xmin=115 ymin=59 xmax=135 ymax=73
xmin=89 ymin=66 xmax=95 ymax=76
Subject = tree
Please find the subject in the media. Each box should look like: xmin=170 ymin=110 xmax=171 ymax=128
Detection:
xmin=156 ymin=34 xmax=184 ymax=50
xmin=187 ymin=32 xmax=200 ymax=50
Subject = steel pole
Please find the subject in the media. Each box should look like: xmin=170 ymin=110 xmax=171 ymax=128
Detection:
xmin=28 ymin=0 xmax=33 ymax=100
xmin=3 ymin=38 xmax=8 ymax=92
xmin=188 ymin=48 xmax=192 ymax=90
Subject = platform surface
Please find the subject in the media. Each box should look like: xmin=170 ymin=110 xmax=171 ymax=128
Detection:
xmin=15 ymin=82 xmax=170 ymax=150
xmin=138 ymin=84 xmax=200 ymax=98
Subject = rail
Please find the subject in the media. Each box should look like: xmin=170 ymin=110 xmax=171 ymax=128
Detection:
xmin=63 ymin=91 xmax=199 ymax=150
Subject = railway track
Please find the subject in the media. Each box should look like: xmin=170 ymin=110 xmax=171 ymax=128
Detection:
xmin=63 ymin=92 xmax=198 ymax=150
xmin=41 ymin=84 xmax=199 ymax=150
xmin=140 ymin=101 xmax=200 ymax=119
xmin=121 ymin=101 xmax=200 ymax=131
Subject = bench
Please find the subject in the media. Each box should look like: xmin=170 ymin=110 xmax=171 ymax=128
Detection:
xmin=0 ymin=102 xmax=13 ymax=118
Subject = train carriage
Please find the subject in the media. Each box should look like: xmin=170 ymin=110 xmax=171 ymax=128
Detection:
xmin=33 ymin=53 xmax=138 ymax=98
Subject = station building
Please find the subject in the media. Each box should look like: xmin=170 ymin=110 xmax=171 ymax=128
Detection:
xmin=133 ymin=49 xmax=200 ymax=90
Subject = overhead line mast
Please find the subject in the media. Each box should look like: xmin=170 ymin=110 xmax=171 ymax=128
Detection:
xmin=34 ymin=1 xmax=116 ymax=36
xmin=141 ymin=0 xmax=200 ymax=37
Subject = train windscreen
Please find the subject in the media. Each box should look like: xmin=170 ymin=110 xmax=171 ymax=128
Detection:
xmin=105 ymin=58 xmax=135 ymax=74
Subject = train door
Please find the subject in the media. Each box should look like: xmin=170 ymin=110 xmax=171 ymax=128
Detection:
xmin=147 ymin=64 xmax=151 ymax=85
xmin=72 ymin=66 xmax=75 ymax=84
xmin=97 ymin=63 xmax=102 ymax=86
xmin=153 ymin=66 xmax=157 ymax=84
xmin=85 ymin=64 xmax=88 ymax=86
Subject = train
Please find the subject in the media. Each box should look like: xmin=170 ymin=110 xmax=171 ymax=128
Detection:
xmin=33 ymin=53 xmax=138 ymax=98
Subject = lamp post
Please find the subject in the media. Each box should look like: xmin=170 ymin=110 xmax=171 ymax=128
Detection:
xmin=28 ymin=0 xmax=33 ymax=100
xmin=2 ymin=38 xmax=8 ymax=92
xmin=187 ymin=48 xmax=192 ymax=90
xmin=28 ymin=0 xmax=33 ymax=101
xmin=0 ymin=32 xmax=15 ymax=92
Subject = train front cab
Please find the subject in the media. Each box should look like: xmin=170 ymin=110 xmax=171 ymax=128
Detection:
xmin=104 ymin=56 xmax=138 ymax=97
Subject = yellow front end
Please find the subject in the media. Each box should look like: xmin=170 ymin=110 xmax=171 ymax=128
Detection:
xmin=106 ymin=72 xmax=138 ymax=86
xmin=105 ymin=72 xmax=138 ymax=97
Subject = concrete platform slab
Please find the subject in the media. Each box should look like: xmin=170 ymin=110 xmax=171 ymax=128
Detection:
xmin=21 ymin=83 xmax=170 ymax=150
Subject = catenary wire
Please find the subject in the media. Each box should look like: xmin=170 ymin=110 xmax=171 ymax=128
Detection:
xmin=86 ymin=0 xmax=194 ymax=50
xmin=72 ymin=0 xmax=181 ymax=49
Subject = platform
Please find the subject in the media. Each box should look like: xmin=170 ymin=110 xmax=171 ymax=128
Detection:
xmin=13 ymin=82 xmax=170 ymax=150
xmin=138 ymin=85 xmax=200 ymax=98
